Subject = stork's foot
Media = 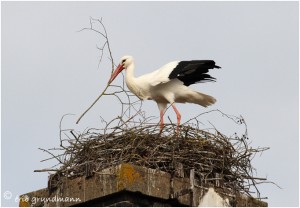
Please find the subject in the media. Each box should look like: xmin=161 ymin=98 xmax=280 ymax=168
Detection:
xmin=159 ymin=123 xmax=164 ymax=134
xmin=176 ymin=125 xmax=181 ymax=135
xmin=160 ymin=122 xmax=164 ymax=130
xmin=159 ymin=109 xmax=165 ymax=133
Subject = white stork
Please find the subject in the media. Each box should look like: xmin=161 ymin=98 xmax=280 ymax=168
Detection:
xmin=108 ymin=55 xmax=220 ymax=130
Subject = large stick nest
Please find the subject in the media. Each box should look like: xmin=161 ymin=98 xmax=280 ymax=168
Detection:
xmin=37 ymin=111 xmax=269 ymax=199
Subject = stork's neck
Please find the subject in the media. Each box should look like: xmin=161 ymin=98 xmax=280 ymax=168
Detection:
xmin=125 ymin=62 xmax=139 ymax=94
xmin=125 ymin=62 xmax=136 ymax=81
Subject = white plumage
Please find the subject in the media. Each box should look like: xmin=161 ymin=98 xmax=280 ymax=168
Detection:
xmin=109 ymin=55 xmax=220 ymax=130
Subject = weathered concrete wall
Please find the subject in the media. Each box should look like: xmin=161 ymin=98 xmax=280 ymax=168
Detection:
xmin=20 ymin=163 xmax=267 ymax=207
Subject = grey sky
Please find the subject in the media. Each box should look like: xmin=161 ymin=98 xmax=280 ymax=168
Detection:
xmin=2 ymin=1 xmax=298 ymax=206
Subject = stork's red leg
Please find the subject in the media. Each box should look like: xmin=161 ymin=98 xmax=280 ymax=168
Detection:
xmin=171 ymin=104 xmax=181 ymax=132
xmin=160 ymin=109 xmax=164 ymax=130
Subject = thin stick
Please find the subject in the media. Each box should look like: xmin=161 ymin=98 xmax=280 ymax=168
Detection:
xmin=76 ymin=17 xmax=115 ymax=124
xmin=76 ymin=83 xmax=110 ymax=124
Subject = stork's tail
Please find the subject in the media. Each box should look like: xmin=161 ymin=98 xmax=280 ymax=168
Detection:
xmin=187 ymin=91 xmax=216 ymax=107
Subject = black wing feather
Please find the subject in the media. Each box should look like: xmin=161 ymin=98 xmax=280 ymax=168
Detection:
xmin=168 ymin=60 xmax=221 ymax=86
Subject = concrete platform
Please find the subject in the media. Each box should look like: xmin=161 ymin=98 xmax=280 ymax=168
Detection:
xmin=19 ymin=163 xmax=267 ymax=207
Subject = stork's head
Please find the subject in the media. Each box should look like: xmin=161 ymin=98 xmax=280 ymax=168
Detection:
xmin=108 ymin=55 xmax=134 ymax=84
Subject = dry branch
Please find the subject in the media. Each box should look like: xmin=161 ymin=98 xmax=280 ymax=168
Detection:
xmin=76 ymin=17 xmax=120 ymax=124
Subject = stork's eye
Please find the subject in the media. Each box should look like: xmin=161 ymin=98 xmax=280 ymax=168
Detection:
xmin=122 ymin=59 xmax=126 ymax=63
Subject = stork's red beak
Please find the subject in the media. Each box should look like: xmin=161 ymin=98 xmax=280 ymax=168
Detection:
xmin=108 ymin=64 xmax=124 ymax=84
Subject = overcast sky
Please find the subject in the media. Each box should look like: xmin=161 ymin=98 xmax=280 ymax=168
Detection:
xmin=2 ymin=1 xmax=298 ymax=207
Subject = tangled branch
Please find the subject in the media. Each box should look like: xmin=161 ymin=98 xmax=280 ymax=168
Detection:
xmin=76 ymin=17 xmax=125 ymax=124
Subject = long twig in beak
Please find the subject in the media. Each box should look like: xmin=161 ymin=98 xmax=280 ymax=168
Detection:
xmin=76 ymin=17 xmax=115 ymax=124
xmin=76 ymin=83 xmax=111 ymax=124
